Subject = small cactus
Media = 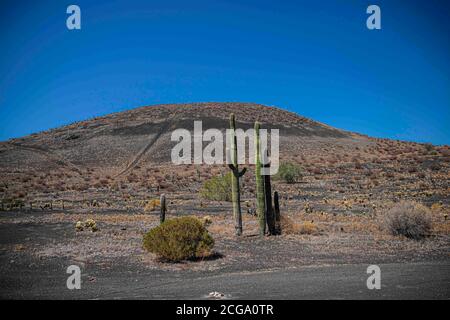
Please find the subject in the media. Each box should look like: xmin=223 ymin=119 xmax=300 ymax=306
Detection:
xmin=76 ymin=219 xmax=99 ymax=232
xmin=85 ymin=218 xmax=96 ymax=228
xmin=304 ymin=202 xmax=313 ymax=213
xmin=274 ymin=191 xmax=281 ymax=235
xmin=160 ymin=194 xmax=166 ymax=224
xmin=75 ymin=221 xmax=84 ymax=231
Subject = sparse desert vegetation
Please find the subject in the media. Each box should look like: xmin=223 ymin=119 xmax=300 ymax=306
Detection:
xmin=0 ymin=103 xmax=448 ymax=283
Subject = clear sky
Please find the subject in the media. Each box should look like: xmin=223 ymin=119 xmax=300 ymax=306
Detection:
xmin=0 ymin=0 xmax=449 ymax=144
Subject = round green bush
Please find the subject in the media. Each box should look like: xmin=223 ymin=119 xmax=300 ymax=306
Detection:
xmin=143 ymin=217 xmax=214 ymax=262
xmin=275 ymin=163 xmax=303 ymax=184
xmin=200 ymin=173 xmax=232 ymax=201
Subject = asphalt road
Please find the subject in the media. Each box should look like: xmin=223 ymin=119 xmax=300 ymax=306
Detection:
xmin=2 ymin=260 xmax=449 ymax=299
xmin=78 ymin=261 xmax=450 ymax=299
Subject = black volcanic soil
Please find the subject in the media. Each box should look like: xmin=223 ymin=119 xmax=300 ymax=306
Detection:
xmin=0 ymin=208 xmax=449 ymax=299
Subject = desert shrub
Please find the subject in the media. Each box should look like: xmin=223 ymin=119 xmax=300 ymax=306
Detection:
xmin=199 ymin=173 xmax=232 ymax=201
xmin=281 ymin=215 xmax=319 ymax=235
xmin=429 ymin=162 xmax=440 ymax=171
xmin=143 ymin=217 xmax=214 ymax=262
xmin=298 ymin=221 xmax=319 ymax=235
xmin=430 ymin=202 xmax=443 ymax=212
xmin=275 ymin=163 xmax=303 ymax=183
xmin=281 ymin=215 xmax=320 ymax=235
xmin=144 ymin=199 xmax=160 ymax=211
xmin=424 ymin=143 xmax=433 ymax=153
xmin=280 ymin=215 xmax=300 ymax=234
xmin=381 ymin=201 xmax=432 ymax=240
xmin=75 ymin=218 xmax=99 ymax=232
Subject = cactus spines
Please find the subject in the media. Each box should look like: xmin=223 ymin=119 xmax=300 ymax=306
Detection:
xmin=228 ymin=113 xmax=246 ymax=236
xmin=274 ymin=191 xmax=281 ymax=235
xmin=254 ymin=121 xmax=266 ymax=236
xmin=263 ymin=149 xmax=276 ymax=235
xmin=160 ymin=194 xmax=166 ymax=224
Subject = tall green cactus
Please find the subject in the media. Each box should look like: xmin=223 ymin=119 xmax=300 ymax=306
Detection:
xmin=228 ymin=114 xmax=246 ymax=236
xmin=263 ymin=149 xmax=276 ymax=235
xmin=254 ymin=121 xmax=266 ymax=236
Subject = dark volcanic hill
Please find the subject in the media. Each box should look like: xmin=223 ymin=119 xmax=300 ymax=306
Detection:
xmin=0 ymin=102 xmax=448 ymax=204
xmin=0 ymin=103 xmax=363 ymax=170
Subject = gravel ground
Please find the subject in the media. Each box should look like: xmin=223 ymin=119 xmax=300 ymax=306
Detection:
xmin=0 ymin=210 xmax=449 ymax=299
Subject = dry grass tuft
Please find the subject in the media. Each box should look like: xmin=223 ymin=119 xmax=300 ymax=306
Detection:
xmin=297 ymin=221 xmax=320 ymax=235
xmin=144 ymin=199 xmax=160 ymax=212
xmin=280 ymin=215 xmax=319 ymax=235
xmin=280 ymin=214 xmax=299 ymax=234
xmin=380 ymin=201 xmax=432 ymax=240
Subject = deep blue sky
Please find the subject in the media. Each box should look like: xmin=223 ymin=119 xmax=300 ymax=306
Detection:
xmin=0 ymin=0 xmax=449 ymax=144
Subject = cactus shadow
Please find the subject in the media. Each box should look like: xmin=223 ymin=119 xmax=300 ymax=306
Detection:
xmin=244 ymin=233 xmax=259 ymax=238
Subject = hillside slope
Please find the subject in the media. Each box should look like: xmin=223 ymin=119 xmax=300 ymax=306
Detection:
xmin=0 ymin=102 xmax=448 ymax=206
xmin=0 ymin=103 xmax=365 ymax=170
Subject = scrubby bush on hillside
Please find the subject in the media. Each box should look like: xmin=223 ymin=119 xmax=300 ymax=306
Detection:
xmin=275 ymin=163 xmax=303 ymax=184
xmin=279 ymin=214 xmax=297 ymax=234
xmin=280 ymin=215 xmax=319 ymax=235
xmin=381 ymin=201 xmax=432 ymax=240
xmin=75 ymin=218 xmax=99 ymax=232
xmin=424 ymin=143 xmax=434 ymax=153
xmin=144 ymin=198 xmax=160 ymax=211
xmin=143 ymin=217 xmax=214 ymax=262
xmin=199 ymin=173 xmax=232 ymax=201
